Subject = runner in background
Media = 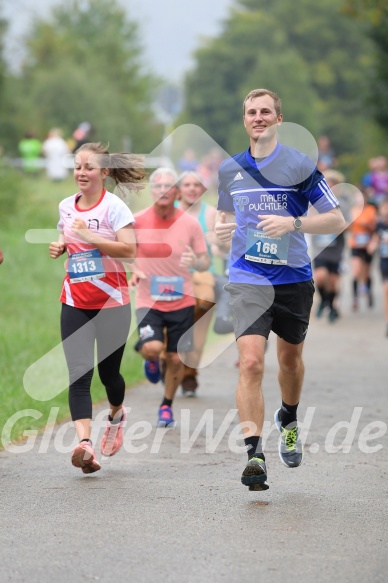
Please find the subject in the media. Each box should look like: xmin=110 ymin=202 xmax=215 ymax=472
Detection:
xmin=176 ymin=171 xmax=227 ymax=396
xmin=129 ymin=168 xmax=210 ymax=427
xmin=42 ymin=128 xmax=71 ymax=182
xmin=367 ymin=155 xmax=388 ymax=206
xmin=368 ymin=197 xmax=388 ymax=336
xmin=348 ymin=187 xmax=377 ymax=311
xmin=311 ymin=170 xmax=351 ymax=322
xmin=18 ymin=131 xmax=42 ymax=174
xmin=49 ymin=142 xmax=145 ymax=474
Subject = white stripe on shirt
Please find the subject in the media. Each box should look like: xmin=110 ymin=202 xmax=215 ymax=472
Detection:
xmin=90 ymin=279 xmax=124 ymax=305
xmin=230 ymin=187 xmax=298 ymax=196
xmin=64 ymin=280 xmax=74 ymax=307
xmin=318 ymin=180 xmax=339 ymax=208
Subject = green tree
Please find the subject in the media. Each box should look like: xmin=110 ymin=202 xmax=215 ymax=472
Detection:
xmin=1 ymin=0 xmax=163 ymax=154
xmin=343 ymin=0 xmax=388 ymax=136
xmin=180 ymin=0 xmax=375 ymax=157
xmin=343 ymin=0 xmax=388 ymax=19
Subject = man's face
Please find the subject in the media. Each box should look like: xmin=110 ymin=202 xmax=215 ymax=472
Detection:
xmin=179 ymin=174 xmax=205 ymax=206
xmin=243 ymin=94 xmax=282 ymax=142
xmin=151 ymin=172 xmax=179 ymax=208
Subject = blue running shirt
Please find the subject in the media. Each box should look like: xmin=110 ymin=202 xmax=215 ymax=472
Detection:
xmin=217 ymin=145 xmax=339 ymax=285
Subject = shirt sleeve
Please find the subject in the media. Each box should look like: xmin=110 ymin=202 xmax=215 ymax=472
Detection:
xmin=217 ymin=161 xmax=235 ymax=212
xmin=108 ymin=197 xmax=135 ymax=232
xmin=301 ymin=165 xmax=340 ymax=213
xmin=57 ymin=201 xmax=64 ymax=231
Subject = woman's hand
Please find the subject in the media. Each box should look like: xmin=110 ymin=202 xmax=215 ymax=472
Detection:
xmin=49 ymin=241 xmax=66 ymax=258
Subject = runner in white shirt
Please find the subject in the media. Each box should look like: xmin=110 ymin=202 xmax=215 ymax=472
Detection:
xmin=49 ymin=142 xmax=145 ymax=474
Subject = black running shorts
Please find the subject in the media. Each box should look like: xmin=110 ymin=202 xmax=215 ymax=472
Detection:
xmin=135 ymin=306 xmax=195 ymax=353
xmin=225 ymin=280 xmax=315 ymax=345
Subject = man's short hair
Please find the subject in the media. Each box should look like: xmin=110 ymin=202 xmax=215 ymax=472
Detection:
xmin=149 ymin=167 xmax=178 ymax=185
xmin=243 ymin=88 xmax=282 ymax=116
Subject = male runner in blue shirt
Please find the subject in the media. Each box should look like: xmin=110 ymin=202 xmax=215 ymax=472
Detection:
xmin=215 ymin=88 xmax=346 ymax=491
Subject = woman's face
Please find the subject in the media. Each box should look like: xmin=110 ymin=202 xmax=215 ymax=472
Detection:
xmin=74 ymin=150 xmax=108 ymax=196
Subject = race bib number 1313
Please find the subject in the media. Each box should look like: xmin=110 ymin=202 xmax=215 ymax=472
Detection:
xmin=68 ymin=249 xmax=105 ymax=283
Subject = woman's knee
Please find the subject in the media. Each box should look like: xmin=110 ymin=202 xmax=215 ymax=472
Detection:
xmin=68 ymin=365 xmax=93 ymax=386
xmin=99 ymin=370 xmax=124 ymax=390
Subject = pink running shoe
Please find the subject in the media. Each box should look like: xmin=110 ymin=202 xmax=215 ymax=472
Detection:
xmin=157 ymin=405 xmax=175 ymax=428
xmin=100 ymin=407 xmax=127 ymax=457
xmin=71 ymin=441 xmax=101 ymax=474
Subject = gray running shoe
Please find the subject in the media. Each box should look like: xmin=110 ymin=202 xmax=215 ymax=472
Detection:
xmin=274 ymin=409 xmax=303 ymax=468
xmin=241 ymin=457 xmax=269 ymax=491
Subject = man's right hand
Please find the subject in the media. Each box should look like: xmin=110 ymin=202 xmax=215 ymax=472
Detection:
xmin=215 ymin=212 xmax=238 ymax=242
xmin=128 ymin=269 xmax=146 ymax=290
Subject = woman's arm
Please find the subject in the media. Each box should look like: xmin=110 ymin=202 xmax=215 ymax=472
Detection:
xmin=71 ymin=220 xmax=137 ymax=262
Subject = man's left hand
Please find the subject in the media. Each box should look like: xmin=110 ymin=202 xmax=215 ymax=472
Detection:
xmin=256 ymin=215 xmax=294 ymax=237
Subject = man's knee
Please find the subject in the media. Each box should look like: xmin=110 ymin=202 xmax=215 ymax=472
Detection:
xmin=140 ymin=340 xmax=163 ymax=361
xmin=239 ymin=353 xmax=264 ymax=378
xmin=278 ymin=350 xmax=303 ymax=374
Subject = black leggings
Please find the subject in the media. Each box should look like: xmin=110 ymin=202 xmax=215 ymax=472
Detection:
xmin=60 ymin=303 xmax=131 ymax=421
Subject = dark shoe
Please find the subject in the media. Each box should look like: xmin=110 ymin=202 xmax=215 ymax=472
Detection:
xmin=274 ymin=409 xmax=303 ymax=468
xmin=316 ymin=301 xmax=328 ymax=318
xmin=181 ymin=376 xmax=198 ymax=397
xmin=241 ymin=457 xmax=269 ymax=491
xmin=328 ymin=307 xmax=340 ymax=323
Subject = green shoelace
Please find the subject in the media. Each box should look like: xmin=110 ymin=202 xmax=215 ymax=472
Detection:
xmin=282 ymin=426 xmax=298 ymax=451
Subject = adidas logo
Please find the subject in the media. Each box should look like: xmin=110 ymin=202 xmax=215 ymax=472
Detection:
xmin=233 ymin=172 xmax=244 ymax=181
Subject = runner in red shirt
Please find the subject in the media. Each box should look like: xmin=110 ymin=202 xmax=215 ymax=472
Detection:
xmin=129 ymin=167 xmax=210 ymax=427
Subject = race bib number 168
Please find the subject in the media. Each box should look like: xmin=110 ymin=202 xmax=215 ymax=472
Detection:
xmin=245 ymin=228 xmax=290 ymax=265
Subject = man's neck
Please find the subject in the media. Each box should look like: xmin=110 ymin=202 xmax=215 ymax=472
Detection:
xmin=249 ymin=138 xmax=278 ymax=159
